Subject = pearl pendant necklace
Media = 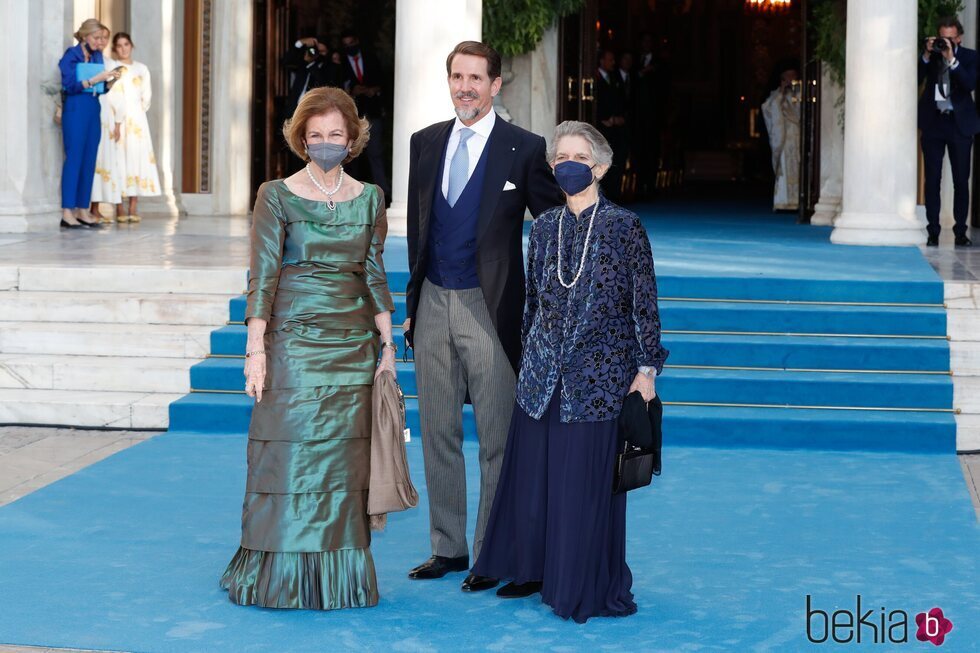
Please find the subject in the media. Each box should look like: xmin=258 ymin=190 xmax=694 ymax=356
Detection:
xmin=306 ymin=163 xmax=344 ymax=209
xmin=557 ymin=200 xmax=599 ymax=289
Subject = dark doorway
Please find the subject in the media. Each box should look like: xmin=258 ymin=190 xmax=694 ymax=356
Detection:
xmin=558 ymin=0 xmax=811 ymax=210
xmin=251 ymin=0 xmax=396 ymax=204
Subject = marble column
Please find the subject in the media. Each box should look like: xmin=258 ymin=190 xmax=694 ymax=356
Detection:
xmin=180 ymin=0 xmax=253 ymax=216
xmin=388 ymin=0 xmax=482 ymax=230
xmin=129 ymin=0 xmax=182 ymax=215
xmin=811 ymin=70 xmax=844 ymax=226
xmin=498 ymin=25 xmax=558 ymax=147
xmin=0 ymin=0 xmax=67 ymax=232
xmin=831 ymin=0 xmax=925 ymax=246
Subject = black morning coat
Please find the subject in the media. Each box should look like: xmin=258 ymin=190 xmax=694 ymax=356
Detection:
xmin=405 ymin=114 xmax=564 ymax=373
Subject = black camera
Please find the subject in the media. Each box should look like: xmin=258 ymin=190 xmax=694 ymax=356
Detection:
xmin=931 ymin=37 xmax=951 ymax=54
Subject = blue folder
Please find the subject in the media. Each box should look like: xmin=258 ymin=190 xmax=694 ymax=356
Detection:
xmin=76 ymin=62 xmax=105 ymax=94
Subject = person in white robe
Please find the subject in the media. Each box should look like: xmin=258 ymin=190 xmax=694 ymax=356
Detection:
xmin=761 ymin=68 xmax=801 ymax=211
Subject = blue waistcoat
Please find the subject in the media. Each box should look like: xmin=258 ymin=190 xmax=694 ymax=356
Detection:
xmin=426 ymin=138 xmax=490 ymax=289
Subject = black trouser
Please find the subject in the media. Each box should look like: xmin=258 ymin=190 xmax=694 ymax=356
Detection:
xmin=921 ymin=113 xmax=973 ymax=239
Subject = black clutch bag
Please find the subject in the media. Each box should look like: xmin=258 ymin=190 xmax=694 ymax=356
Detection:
xmin=613 ymin=392 xmax=663 ymax=494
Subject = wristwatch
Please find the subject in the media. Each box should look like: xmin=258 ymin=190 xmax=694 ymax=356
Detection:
xmin=381 ymin=341 xmax=398 ymax=353
xmin=638 ymin=366 xmax=655 ymax=378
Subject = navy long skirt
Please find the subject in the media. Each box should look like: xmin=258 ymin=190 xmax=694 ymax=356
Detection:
xmin=472 ymin=382 xmax=635 ymax=623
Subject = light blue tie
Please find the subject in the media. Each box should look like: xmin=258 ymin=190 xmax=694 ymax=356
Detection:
xmin=447 ymin=128 xmax=475 ymax=207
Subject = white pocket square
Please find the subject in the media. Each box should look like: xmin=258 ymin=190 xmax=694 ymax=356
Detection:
xmin=503 ymin=181 xmax=517 ymax=191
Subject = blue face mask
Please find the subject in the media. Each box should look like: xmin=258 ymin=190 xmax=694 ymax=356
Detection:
xmin=553 ymin=160 xmax=596 ymax=196
xmin=306 ymin=141 xmax=349 ymax=172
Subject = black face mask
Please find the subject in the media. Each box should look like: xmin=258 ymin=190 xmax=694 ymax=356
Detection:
xmin=344 ymin=45 xmax=360 ymax=57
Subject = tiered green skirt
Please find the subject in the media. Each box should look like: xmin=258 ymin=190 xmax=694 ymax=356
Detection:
xmin=220 ymin=323 xmax=380 ymax=610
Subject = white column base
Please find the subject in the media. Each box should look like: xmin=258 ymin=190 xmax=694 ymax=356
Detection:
xmin=830 ymin=211 xmax=926 ymax=246
xmin=138 ymin=193 xmax=184 ymax=216
xmin=810 ymin=198 xmax=841 ymax=226
xmin=0 ymin=202 xmax=62 ymax=233
xmin=387 ymin=201 xmax=408 ymax=237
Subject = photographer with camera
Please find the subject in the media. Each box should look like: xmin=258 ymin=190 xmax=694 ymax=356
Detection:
xmin=283 ymin=36 xmax=341 ymax=121
xmin=918 ymin=16 xmax=977 ymax=247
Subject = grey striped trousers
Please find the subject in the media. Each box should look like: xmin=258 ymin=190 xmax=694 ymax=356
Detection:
xmin=414 ymin=279 xmax=517 ymax=562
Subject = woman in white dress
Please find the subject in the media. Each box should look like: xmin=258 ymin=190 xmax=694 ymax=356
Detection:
xmin=110 ymin=33 xmax=161 ymax=223
xmin=89 ymin=29 xmax=127 ymax=223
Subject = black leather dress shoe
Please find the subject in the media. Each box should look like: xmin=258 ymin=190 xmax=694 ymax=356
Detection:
xmin=461 ymin=573 xmax=499 ymax=592
xmin=496 ymin=581 xmax=542 ymax=598
xmin=955 ymin=236 xmax=973 ymax=247
xmin=407 ymin=555 xmax=469 ymax=580
xmin=926 ymin=235 xmax=939 ymax=247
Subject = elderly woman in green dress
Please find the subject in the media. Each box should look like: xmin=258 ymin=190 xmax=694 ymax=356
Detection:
xmin=220 ymin=87 xmax=396 ymax=610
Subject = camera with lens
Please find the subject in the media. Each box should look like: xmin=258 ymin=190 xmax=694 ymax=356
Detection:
xmin=930 ymin=37 xmax=951 ymax=55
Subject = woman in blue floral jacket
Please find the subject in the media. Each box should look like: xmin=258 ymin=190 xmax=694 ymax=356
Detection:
xmin=472 ymin=120 xmax=668 ymax=623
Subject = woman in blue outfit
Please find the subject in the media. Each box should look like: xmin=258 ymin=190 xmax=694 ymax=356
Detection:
xmin=58 ymin=19 xmax=120 ymax=229
xmin=472 ymin=120 xmax=668 ymax=623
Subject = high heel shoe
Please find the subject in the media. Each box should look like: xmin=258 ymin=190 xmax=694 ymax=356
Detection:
xmin=76 ymin=217 xmax=101 ymax=228
xmin=60 ymin=219 xmax=83 ymax=229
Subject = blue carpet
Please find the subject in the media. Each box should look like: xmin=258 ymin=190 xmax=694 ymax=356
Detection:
xmin=1 ymin=432 xmax=978 ymax=652
xmin=177 ymin=202 xmax=956 ymax=452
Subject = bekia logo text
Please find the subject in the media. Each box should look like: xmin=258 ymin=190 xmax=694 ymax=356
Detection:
xmin=806 ymin=595 xmax=953 ymax=646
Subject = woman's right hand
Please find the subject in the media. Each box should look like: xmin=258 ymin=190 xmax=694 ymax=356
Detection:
xmin=244 ymin=353 xmax=266 ymax=402
xmin=91 ymin=69 xmax=118 ymax=84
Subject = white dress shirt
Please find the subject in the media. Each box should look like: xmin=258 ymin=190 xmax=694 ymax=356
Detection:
xmin=441 ymin=109 xmax=496 ymax=199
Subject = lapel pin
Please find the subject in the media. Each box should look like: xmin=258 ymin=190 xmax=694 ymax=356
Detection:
xmin=511 ymin=147 xmax=516 ymax=151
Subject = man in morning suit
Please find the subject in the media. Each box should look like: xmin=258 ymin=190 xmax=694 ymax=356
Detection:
xmin=403 ymin=40 xmax=562 ymax=593
xmin=918 ymin=15 xmax=978 ymax=247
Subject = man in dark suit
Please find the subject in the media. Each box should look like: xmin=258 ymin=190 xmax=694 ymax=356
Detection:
xmin=283 ymin=37 xmax=341 ymax=120
xmin=595 ymin=49 xmax=628 ymax=201
xmin=918 ymin=16 xmax=978 ymax=247
xmin=340 ymin=30 xmax=391 ymax=203
xmin=403 ymin=40 xmax=562 ymax=593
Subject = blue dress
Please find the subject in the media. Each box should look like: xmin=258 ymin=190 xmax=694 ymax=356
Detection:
xmin=472 ymin=196 xmax=667 ymax=623
xmin=58 ymin=44 xmax=106 ymax=209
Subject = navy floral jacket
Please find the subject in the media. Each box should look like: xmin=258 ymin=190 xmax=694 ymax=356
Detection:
xmin=517 ymin=195 xmax=669 ymax=423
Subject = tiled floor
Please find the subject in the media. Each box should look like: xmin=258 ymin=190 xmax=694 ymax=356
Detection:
xmin=0 ymin=427 xmax=159 ymax=507
xmin=0 ymin=215 xmax=251 ymax=269
xmin=920 ymin=232 xmax=980 ymax=282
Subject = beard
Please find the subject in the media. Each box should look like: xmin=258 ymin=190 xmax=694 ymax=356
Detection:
xmin=454 ymin=105 xmax=481 ymax=121
xmin=453 ymin=91 xmax=483 ymax=121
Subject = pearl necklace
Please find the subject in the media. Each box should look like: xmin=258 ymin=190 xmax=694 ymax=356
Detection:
xmin=305 ymin=163 xmax=344 ymax=209
xmin=557 ymin=200 xmax=599 ymax=289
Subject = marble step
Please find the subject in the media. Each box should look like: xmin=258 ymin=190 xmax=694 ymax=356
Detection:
xmin=0 ymin=291 xmax=231 ymax=326
xmin=0 ymin=265 xmax=246 ymax=294
xmin=0 ymin=321 xmax=213 ymax=358
xmin=955 ymin=413 xmax=980 ymax=452
xmin=0 ymin=354 xmax=194 ymax=393
xmin=0 ymin=388 xmax=178 ymax=429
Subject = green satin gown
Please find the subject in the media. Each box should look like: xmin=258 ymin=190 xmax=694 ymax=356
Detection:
xmin=220 ymin=179 xmax=394 ymax=610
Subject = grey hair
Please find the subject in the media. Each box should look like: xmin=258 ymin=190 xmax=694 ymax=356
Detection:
xmin=546 ymin=120 xmax=614 ymax=167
